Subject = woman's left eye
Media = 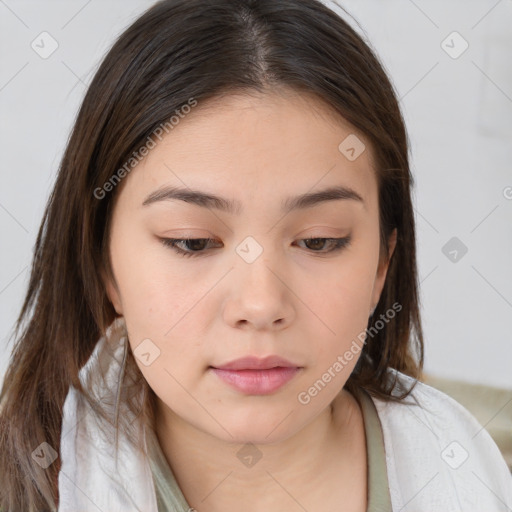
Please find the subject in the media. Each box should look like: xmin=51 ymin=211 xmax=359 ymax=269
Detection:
xmin=295 ymin=237 xmax=351 ymax=253
xmin=160 ymin=236 xmax=351 ymax=258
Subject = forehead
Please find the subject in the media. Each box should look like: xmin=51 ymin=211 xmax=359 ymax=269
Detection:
xmin=115 ymin=90 xmax=378 ymax=212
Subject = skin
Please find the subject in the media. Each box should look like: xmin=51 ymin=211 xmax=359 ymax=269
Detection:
xmin=105 ymin=89 xmax=397 ymax=512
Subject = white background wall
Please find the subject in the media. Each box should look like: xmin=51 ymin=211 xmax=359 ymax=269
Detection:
xmin=1 ymin=0 xmax=511 ymax=390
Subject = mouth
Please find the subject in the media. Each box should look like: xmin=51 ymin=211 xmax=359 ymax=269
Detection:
xmin=211 ymin=354 xmax=300 ymax=371
xmin=209 ymin=366 xmax=302 ymax=395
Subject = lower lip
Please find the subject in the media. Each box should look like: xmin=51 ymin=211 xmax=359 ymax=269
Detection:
xmin=210 ymin=367 xmax=301 ymax=394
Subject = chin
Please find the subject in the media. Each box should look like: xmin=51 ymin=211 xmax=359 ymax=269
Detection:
xmin=204 ymin=409 xmax=303 ymax=446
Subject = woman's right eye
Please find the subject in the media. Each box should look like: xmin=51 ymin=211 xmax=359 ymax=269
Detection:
xmin=160 ymin=238 xmax=220 ymax=258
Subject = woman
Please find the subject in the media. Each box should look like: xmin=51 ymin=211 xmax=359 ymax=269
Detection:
xmin=1 ymin=0 xmax=511 ymax=511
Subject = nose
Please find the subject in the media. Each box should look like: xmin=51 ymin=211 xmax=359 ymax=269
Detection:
xmin=222 ymin=250 xmax=296 ymax=331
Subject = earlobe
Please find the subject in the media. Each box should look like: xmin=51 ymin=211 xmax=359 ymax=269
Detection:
xmin=107 ymin=282 xmax=123 ymax=315
xmin=387 ymin=228 xmax=398 ymax=262
xmin=370 ymin=228 xmax=398 ymax=311
xmin=102 ymin=268 xmax=124 ymax=315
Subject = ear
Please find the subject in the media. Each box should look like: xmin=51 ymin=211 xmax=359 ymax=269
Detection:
xmin=102 ymin=267 xmax=124 ymax=315
xmin=370 ymin=228 xmax=397 ymax=312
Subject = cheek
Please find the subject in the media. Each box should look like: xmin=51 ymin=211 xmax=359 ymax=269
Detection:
xmin=306 ymin=245 xmax=379 ymax=360
xmin=110 ymin=237 xmax=208 ymax=384
xmin=124 ymin=309 xmax=205 ymax=412
xmin=111 ymin=230 xmax=185 ymax=319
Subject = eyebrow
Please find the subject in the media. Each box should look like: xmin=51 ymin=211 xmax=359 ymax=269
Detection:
xmin=142 ymin=185 xmax=364 ymax=214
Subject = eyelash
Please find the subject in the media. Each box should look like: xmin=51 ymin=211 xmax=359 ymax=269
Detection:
xmin=160 ymin=236 xmax=351 ymax=258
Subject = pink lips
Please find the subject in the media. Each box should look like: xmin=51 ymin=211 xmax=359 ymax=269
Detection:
xmin=210 ymin=355 xmax=302 ymax=394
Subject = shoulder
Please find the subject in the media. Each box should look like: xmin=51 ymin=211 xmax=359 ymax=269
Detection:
xmin=367 ymin=368 xmax=512 ymax=512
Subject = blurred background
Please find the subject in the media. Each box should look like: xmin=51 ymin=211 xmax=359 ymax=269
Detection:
xmin=0 ymin=0 xmax=510 ymax=469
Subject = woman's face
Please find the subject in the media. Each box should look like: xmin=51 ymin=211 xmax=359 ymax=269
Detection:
xmin=105 ymin=91 xmax=396 ymax=444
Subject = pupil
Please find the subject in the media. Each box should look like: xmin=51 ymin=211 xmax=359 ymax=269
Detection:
xmin=189 ymin=239 xmax=206 ymax=250
xmin=307 ymin=239 xmax=324 ymax=250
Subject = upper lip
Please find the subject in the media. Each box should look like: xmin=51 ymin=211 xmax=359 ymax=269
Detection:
xmin=211 ymin=355 xmax=300 ymax=370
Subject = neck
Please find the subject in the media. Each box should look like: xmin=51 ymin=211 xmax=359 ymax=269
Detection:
xmin=154 ymin=389 xmax=366 ymax=511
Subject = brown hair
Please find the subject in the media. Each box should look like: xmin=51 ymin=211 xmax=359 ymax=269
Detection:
xmin=0 ymin=0 xmax=423 ymax=509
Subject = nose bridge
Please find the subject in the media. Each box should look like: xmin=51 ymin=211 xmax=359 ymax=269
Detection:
xmin=235 ymin=234 xmax=283 ymax=294
xmin=223 ymin=234 xmax=295 ymax=329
